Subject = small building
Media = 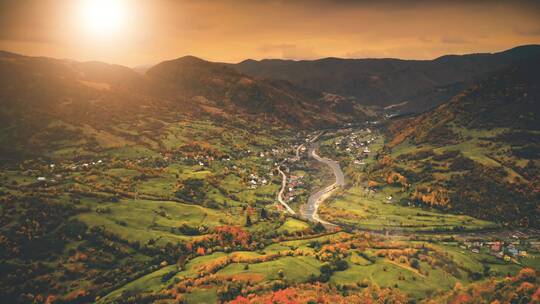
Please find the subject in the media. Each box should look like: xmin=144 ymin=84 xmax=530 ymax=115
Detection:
xmin=490 ymin=242 xmax=502 ymax=252
xmin=508 ymin=247 xmax=519 ymax=257
xmin=37 ymin=177 xmax=46 ymax=182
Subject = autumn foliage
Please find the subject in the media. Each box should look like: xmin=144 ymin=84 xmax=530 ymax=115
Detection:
xmin=227 ymin=283 xmax=408 ymax=304
xmin=429 ymin=267 xmax=539 ymax=304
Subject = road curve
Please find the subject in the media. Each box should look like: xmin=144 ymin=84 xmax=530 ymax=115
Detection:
xmin=302 ymin=144 xmax=344 ymax=226
xmin=295 ymin=144 xmax=304 ymax=160
xmin=277 ymin=166 xmax=296 ymax=215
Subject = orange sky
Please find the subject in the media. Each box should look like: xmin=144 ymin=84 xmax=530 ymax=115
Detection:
xmin=1 ymin=0 xmax=540 ymax=66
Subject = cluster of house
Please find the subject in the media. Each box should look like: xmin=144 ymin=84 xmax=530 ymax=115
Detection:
xmin=384 ymin=112 xmax=400 ymax=119
xmin=247 ymin=173 xmax=269 ymax=189
xmin=257 ymin=151 xmax=276 ymax=163
xmin=292 ymin=144 xmax=307 ymax=161
xmin=332 ymin=129 xmax=377 ymax=166
xmin=460 ymin=238 xmax=528 ymax=262
xmin=65 ymin=159 xmax=105 ymax=171
xmin=166 ymin=153 xmax=231 ymax=167
xmin=35 ymin=174 xmax=62 ymax=183
xmin=283 ymin=174 xmax=304 ymax=202
xmin=34 ymin=159 xmax=105 ymax=182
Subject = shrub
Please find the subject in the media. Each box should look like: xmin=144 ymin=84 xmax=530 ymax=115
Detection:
xmin=334 ymin=259 xmax=349 ymax=271
xmin=410 ymin=258 xmax=420 ymax=269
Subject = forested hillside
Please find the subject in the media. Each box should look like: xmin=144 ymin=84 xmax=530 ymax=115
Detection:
xmin=373 ymin=59 xmax=540 ymax=227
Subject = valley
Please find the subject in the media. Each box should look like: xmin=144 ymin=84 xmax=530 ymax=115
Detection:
xmin=0 ymin=47 xmax=539 ymax=304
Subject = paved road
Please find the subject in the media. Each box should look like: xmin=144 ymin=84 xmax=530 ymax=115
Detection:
xmin=276 ymin=166 xmax=296 ymax=215
xmin=295 ymin=144 xmax=304 ymax=160
xmin=301 ymin=143 xmax=344 ymax=226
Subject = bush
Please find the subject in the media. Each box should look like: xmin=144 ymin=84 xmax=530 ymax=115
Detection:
xmin=178 ymin=224 xmax=199 ymax=236
xmin=334 ymin=259 xmax=349 ymax=271
xmin=63 ymin=220 xmax=88 ymax=238
xmin=312 ymin=222 xmax=326 ymax=233
xmin=161 ymin=270 xmax=176 ymax=282
xmin=449 ymin=156 xmax=475 ymax=171
xmin=517 ymin=268 xmax=536 ymax=282
xmin=218 ymin=281 xmax=244 ymax=301
xmin=410 ymin=258 xmax=420 ymax=269
xmin=175 ymin=178 xmax=206 ymax=203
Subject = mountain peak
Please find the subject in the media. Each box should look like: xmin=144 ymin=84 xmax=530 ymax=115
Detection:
xmin=238 ymin=59 xmax=258 ymax=65
xmin=497 ymin=44 xmax=540 ymax=59
xmin=0 ymin=50 xmax=24 ymax=58
xmin=170 ymin=55 xmax=209 ymax=65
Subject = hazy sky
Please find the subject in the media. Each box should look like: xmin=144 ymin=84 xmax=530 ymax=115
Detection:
xmin=1 ymin=0 xmax=540 ymax=66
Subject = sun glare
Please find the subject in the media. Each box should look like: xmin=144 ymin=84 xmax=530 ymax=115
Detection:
xmin=79 ymin=0 xmax=129 ymax=37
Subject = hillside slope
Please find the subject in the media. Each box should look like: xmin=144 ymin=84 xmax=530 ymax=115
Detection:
xmin=232 ymin=45 xmax=540 ymax=113
xmin=0 ymin=52 xmax=369 ymax=161
xmin=145 ymin=56 xmax=365 ymax=127
xmin=376 ymin=59 xmax=540 ymax=227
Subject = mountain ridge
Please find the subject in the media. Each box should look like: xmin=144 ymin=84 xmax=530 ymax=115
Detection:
xmin=230 ymin=44 xmax=540 ymax=113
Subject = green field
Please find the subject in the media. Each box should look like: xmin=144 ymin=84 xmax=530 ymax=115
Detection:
xmin=320 ymin=186 xmax=496 ymax=232
xmin=77 ymin=199 xmax=237 ymax=245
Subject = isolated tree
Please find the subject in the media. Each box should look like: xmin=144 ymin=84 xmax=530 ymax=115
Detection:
xmin=260 ymin=208 xmax=268 ymax=219
xmin=410 ymin=258 xmax=420 ymax=270
xmin=313 ymin=222 xmax=326 ymax=233
xmin=334 ymin=259 xmax=349 ymax=271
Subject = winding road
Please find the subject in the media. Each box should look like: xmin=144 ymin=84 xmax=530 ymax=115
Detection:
xmin=301 ymin=143 xmax=345 ymax=226
xmin=276 ymin=166 xmax=296 ymax=215
xmin=295 ymin=143 xmax=304 ymax=160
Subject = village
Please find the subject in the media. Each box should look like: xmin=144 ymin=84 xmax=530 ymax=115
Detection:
xmin=2 ymin=121 xmax=540 ymax=304
xmin=457 ymin=230 xmax=539 ymax=264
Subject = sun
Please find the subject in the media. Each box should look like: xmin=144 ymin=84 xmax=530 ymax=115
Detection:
xmin=79 ymin=0 xmax=129 ymax=37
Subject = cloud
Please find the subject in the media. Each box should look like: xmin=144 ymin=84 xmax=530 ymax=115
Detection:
xmin=440 ymin=36 xmax=475 ymax=44
xmin=258 ymin=43 xmax=297 ymax=53
xmin=258 ymin=44 xmax=320 ymax=60
xmin=515 ymin=27 xmax=540 ymax=36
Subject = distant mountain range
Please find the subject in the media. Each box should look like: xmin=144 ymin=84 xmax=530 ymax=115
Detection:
xmin=1 ymin=45 xmax=540 ymax=162
xmin=230 ymin=45 xmax=540 ymax=113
